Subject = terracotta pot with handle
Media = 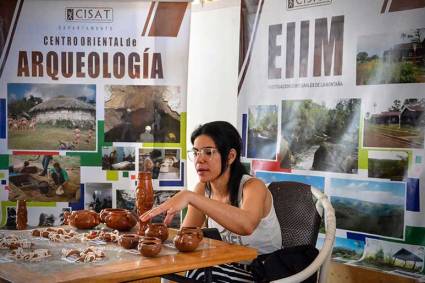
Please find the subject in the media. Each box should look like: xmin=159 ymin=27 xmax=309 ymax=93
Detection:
xmin=173 ymin=227 xmax=203 ymax=252
xmin=66 ymin=210 xmax=100 ymax=230
xmin=144 ymin=223 xmax=169 ymax=242
xmin=102 ymin=208 xmax=137 ymax=231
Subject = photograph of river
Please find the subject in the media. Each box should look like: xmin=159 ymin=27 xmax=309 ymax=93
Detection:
xmin=247 ymin=105 xmax=278 ymax=160
xmin=280 ymin=98 xmax=360 ymax=173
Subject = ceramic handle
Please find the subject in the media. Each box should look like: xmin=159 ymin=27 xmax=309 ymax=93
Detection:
xmin=94 ymin=213 xmax=101 ymax=223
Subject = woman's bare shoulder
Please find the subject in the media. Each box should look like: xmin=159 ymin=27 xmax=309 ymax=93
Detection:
xmin=244 ymin=176 xmax=267 ymax=189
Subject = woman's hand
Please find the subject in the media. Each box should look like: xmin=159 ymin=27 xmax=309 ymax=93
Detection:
xmin=140 ymin=190 xmax=193 ymax=225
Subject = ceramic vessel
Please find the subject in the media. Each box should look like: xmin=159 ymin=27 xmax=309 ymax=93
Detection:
xmin=138 ymin=236 xmax=162 ymax=257
xmin=135 ymin=172 xmax=154 ymax=235
xmin=65 ymin=210 xmax=100 ymax=229
xmin=144 ymin=223 xmax=169 ymax=242
xmin=101 ymin=208 xmax=137 ymax=231
xmin=118 ymin=234 xmax=140 ymax=249
xmin=16 ymin=200 xmax=28 ymax=230
xmin=173 ymin=227 xmax=203 ymax=252
xmin=99 ymin=208 xmax=115 ymax=223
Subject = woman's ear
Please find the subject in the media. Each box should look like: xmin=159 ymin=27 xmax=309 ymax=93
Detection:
xmin=227 ymin=148 xmax=237 ymax=165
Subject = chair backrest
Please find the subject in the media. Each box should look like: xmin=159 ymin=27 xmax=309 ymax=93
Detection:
xmin=268 ymin=181 xmax=322 ymax=248
xmin=270 ymin=185 xmax=336 ymax=283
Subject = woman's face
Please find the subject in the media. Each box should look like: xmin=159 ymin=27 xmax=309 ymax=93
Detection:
xmin=193 ymin=135 xmax=222 ymax=183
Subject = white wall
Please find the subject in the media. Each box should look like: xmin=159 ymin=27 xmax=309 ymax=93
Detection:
xmin=186 ymin=0 xmax=240 ymax=190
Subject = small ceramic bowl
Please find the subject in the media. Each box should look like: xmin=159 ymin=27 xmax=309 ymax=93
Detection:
xmin=138 ymin=237 xmax=162 ymax=257
xmin=118 ymin=234 xmax=140 ymax=249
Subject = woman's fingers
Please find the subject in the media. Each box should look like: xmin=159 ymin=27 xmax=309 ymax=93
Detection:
xmin=163 ymin=209 xmax=177 ymax=225
xmin=139 ymin=191 xmax=189 ymax=222
xmin=140 ymin=205 xmax=166 ymax=222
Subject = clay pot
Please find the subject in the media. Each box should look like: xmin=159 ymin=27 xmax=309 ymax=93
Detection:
xmin=118 ymin=234 xmax=140 ymax=249
xmin=138 ymin=237 xmax=162 ymax=257
xmin=16 ymin=200 xmax=28 ymax=230
xmin=173 ymin=227 xmax=203 ymax=252
xmin=99 ymin=208 xmax=115 ymax=223
xmin=102 ymin=208 xmax=137 ymax=231
xmin=144 ymin=223 xmax=169 ymax=242
xmin=66 ymin=210 xmax=100 ymax=230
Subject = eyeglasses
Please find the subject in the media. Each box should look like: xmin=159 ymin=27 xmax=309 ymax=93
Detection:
xmin=187 ymin=147 xmax=217 ymax=162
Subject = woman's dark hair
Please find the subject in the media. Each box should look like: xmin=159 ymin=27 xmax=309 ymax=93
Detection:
xmin=191 ymin=121 xmax=248 ymax=207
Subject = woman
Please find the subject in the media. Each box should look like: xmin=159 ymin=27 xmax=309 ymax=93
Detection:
xmin=49 ymin=162 xmax=69 ymax=195
xmin=141 ymin=121 xmax=282 ymax=282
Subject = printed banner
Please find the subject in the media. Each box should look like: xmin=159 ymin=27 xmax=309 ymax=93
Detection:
xmin=0 ymin=0 xmax=190 ymax=228
xmin=239 ymin=0 xmax=425 ymax=278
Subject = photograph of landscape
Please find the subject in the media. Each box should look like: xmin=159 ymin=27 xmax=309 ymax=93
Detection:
xmin=280 ymin=98 xmax=360 ymax=173
xmin=316 ymin=236 xmax=365 ymax=263
xmin=357 ymin=28 xmax=425 ymax=85
xmin=329 ymin=178 xmax=406 ymax=239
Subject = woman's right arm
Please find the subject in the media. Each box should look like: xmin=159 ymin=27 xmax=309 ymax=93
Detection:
xmin=181 ymin=183 xmax=207 ymax=227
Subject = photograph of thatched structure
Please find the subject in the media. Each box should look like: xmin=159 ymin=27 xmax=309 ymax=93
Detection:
xmin=7 ymin=83 xmax=96 ymax=151
xmin=29 ymin=96 xmax=95 ymax=129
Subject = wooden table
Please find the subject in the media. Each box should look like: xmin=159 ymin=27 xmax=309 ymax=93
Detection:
xmin=0 ymin=230 xmax=257 ymax=283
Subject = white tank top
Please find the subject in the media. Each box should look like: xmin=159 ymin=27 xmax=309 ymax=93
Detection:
xmin=206 ymin=175 xmax=282 ymax=255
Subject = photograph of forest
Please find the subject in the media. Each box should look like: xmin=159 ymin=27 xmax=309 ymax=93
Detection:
xmin=280 ymin=98 xmax=360 ymax=173
xmin=368 ymin=151 xmax=409 ymax=181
